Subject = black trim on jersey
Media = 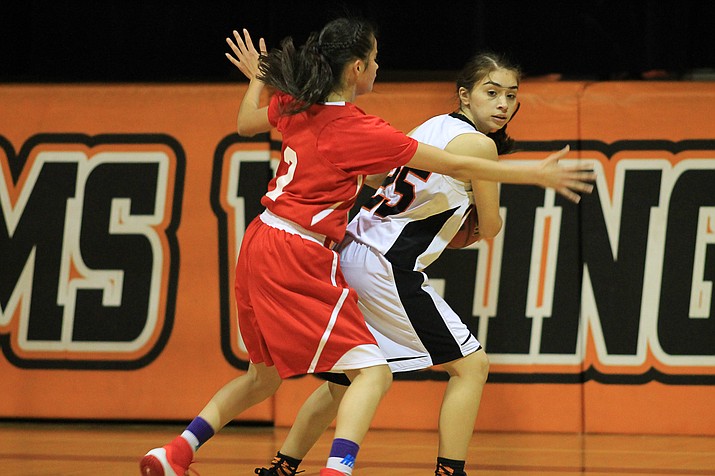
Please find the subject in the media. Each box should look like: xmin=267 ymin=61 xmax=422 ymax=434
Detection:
xmin=384 ymin=208 xmax=457 ymax=269
xmin=387 ymin=355 xmax=429 ymax=363
xmin=391 ymin=266 xmax=468 ymax=364
xmin=315 ymin=372 xmax=351 ymax=386
xmin=448 ymin=112 xmax=478 ymax=131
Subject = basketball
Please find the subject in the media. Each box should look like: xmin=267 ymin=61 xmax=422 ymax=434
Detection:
xmin=447 ymin=205 xmax=480 ymax=249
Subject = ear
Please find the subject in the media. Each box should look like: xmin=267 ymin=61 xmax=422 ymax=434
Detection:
xmin=458 ymin=86 xmax=470 ymax=106
xmin=353 ymin=59 xmax=364 ymax=74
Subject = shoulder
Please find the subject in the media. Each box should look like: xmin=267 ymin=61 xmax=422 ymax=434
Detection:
xmin=329 ymin=106 xmax=402 ymax=135
xmin=413 ymin=113 xmax=471 ymax=134
xmin=268 ymin=91 xmax=302 ymax=125
xmin=317 ymin=107 xmax=416 ymax=165
xmin=270 ymin=90 xmax=297 ymax=110
xmin=446 ymin=130 xmax=498 ymax=160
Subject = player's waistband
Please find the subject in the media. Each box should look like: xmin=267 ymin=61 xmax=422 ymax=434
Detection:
xmin=260 ymin=209 xmax=335 ymax=249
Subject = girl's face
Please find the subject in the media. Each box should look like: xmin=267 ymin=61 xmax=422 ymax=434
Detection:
xmin=355 ymin=38 xmax=379 ymax=96
xmin=460 ymin=68 xmax=519 ymax=133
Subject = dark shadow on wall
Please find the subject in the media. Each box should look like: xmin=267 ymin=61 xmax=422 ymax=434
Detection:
xmin=1 ymin=0 xmax=713 ymax=82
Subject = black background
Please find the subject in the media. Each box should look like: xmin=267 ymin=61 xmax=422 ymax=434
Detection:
xmin=2 ymin=0 xmax=714 ymax=83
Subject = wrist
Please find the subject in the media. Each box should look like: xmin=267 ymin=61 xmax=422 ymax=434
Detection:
xmin=524 ymin=162 xmax=541 ymax=185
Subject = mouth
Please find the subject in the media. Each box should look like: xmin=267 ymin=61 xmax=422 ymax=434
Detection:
xmin=492 ymin=115 xmax=508 ymax=124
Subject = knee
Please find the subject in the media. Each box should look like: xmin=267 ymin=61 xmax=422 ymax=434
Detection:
xmin=473 ymin=349 xmax=490 ymax=383
xmin=247 ymin=364 xmax=282 ymax=396
xmin=445 ymin=349 xmax=489 ymax=383
xmin=365 ymin=364 xmax=393 ymax=395
xmin=261 ymin=371 xmax=283 ymax=393
xmin=348 ymin=365 xmax=392 ymax=395
xmin=377 ymin=365 xmax=393 ymax=394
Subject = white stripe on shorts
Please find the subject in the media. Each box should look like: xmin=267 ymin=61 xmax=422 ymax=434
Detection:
xmin=308 ymin=287 xmax=349 ymax=373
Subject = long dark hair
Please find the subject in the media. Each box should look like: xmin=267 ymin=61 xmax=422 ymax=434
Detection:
xmin=258 ymin=17 xmax=377 ymax=115
xmin=455 ymin=52 xmax=522 ymax=155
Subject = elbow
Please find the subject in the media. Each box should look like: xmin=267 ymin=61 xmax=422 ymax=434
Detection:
xmin=236 ymin=123 xmax=259 ymax=138
xmin=236 ymin=114 xmax=267 ymax=138
xmin=479 ymin=217 xmax=503 ymax=240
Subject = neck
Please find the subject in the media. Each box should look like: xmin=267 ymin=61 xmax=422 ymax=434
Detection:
xmin=457 ymin=109 xmax=488 ymax=134
xmin=327 ymin=83 xmax=357 ymax=103
xmin=457 ymin=108 xmax=473 ymax=123
xmin=326 ymin=92 xmax=353 ymax=102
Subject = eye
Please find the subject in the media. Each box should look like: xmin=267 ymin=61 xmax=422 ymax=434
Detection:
xmin=507 ymin=93 xmax=517 ymax=100
xmin=487 ymin=90 xmax=497 ymax=97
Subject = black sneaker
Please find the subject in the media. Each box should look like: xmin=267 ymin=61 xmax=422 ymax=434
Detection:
xmin=254 ymin=456 xmax=304 ymax=476
xmin=435 ymin=463 xmax=467 ymax=476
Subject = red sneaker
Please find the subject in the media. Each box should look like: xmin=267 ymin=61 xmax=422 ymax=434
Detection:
xmin=319 ymin=469 xmax=345 ymax=476
xmin=139 ymin=436 xmax=194 ymax=476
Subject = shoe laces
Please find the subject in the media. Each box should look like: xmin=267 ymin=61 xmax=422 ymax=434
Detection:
xmin=435 ymin=463 xmax=462 ymax=476
xmin=254 ymin=456 xmax=304 ymax=476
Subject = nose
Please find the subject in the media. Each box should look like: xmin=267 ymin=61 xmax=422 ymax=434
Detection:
xmin=497 ymin=94 xmax=508 ymax=110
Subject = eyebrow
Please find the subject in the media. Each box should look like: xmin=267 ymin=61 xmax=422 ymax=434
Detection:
xmin=485 ymin=80 xmax=519 ymax=90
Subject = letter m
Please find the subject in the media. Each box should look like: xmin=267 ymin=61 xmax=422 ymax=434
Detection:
xmin=0 ymin=134 xmax=184 ymax=369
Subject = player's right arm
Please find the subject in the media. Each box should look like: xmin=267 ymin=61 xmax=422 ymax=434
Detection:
xmin=406 ymin=142 xmax=594 ymax=203
xmin=364 ymin=172 xmax=389 ymax=189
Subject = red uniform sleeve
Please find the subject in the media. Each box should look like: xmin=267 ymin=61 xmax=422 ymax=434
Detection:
xmin=267 ymin=92 xmax=286 ymax=127
xmin=318 ymin=114 xmax=418 ymax=176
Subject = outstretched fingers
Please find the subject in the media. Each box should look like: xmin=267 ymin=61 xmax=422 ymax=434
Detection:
xmin=225 ymin=32 xmax=246 ymax=72
xmin=557 ymin=187 xmax=582 ymax=203
xmin=565 ymin=168 xmax=597 ymax=191
xmin=556 ymin=168 xmax=596 ymax=203
xmin=567 ymin=180 xmax=595 ymax=194
xmin=225 ymin=28 xmax=265 ymax=80
xmin=258 ymin=37 xmax=267 ymax=56
xmin=240 ymin=28 xmax=267 ymax=56
xmin=241 ymin=28 xmax=255 ymax=53
xmin=538 ymin=145 xmax=596 ymax=203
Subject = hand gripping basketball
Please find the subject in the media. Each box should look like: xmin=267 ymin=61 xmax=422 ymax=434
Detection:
xmin=447 ymin=205 xmax=480 ymax=249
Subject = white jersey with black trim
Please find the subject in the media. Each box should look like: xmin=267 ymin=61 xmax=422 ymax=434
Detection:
xmin=344 ymin=113 xmax=483 ymax=271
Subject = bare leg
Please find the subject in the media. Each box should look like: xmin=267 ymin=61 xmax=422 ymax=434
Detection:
xmin=140 ymin=362 xmax=283 ymax=475
xmin=334 ymin=364 xmax=392 ymax=444
xmin=279 ymin=381 xmax=347 ymax=458
xmin=198 ymin=362 xmax=283 ymax=431
xmin=437 ymin=349 xmax=489 ymax=460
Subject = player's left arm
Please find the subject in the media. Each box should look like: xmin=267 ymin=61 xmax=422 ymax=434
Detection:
xmin=446 ymin=134 xmax=502 ymax=239
xmin=226 ymin=28 xmax=272 ymax=136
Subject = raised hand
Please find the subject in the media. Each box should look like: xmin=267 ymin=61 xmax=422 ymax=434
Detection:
xmin=225 ymin=29 xmax=267 ymax=81
xmin=536 ymin=145 xmax=596 ymax=203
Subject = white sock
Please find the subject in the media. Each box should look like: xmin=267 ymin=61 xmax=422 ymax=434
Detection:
xmin=180 ymin=430 xmax=200 ymax=453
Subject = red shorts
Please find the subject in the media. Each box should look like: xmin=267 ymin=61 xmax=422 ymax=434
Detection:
xmin=234 ymin=213 xmax=387 ymax=378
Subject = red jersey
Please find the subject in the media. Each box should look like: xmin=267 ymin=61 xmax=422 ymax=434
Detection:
xmin=264 ymin=91 xmax=418 ymax=243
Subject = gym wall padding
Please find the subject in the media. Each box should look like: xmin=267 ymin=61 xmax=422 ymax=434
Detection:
xmin=0 ymin=81 xmax=713 ymax=435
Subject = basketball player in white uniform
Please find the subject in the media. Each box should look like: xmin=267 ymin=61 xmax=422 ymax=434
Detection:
xmin=340 ymin=112 xmax=490 ymax=374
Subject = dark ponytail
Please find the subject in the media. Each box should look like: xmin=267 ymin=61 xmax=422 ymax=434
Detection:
xmin=258 ymin=17 xmax=377 ymax=115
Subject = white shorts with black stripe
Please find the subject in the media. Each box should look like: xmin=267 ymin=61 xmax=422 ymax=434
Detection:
xmin=338 ymin=238 xmax=482 ymax=373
